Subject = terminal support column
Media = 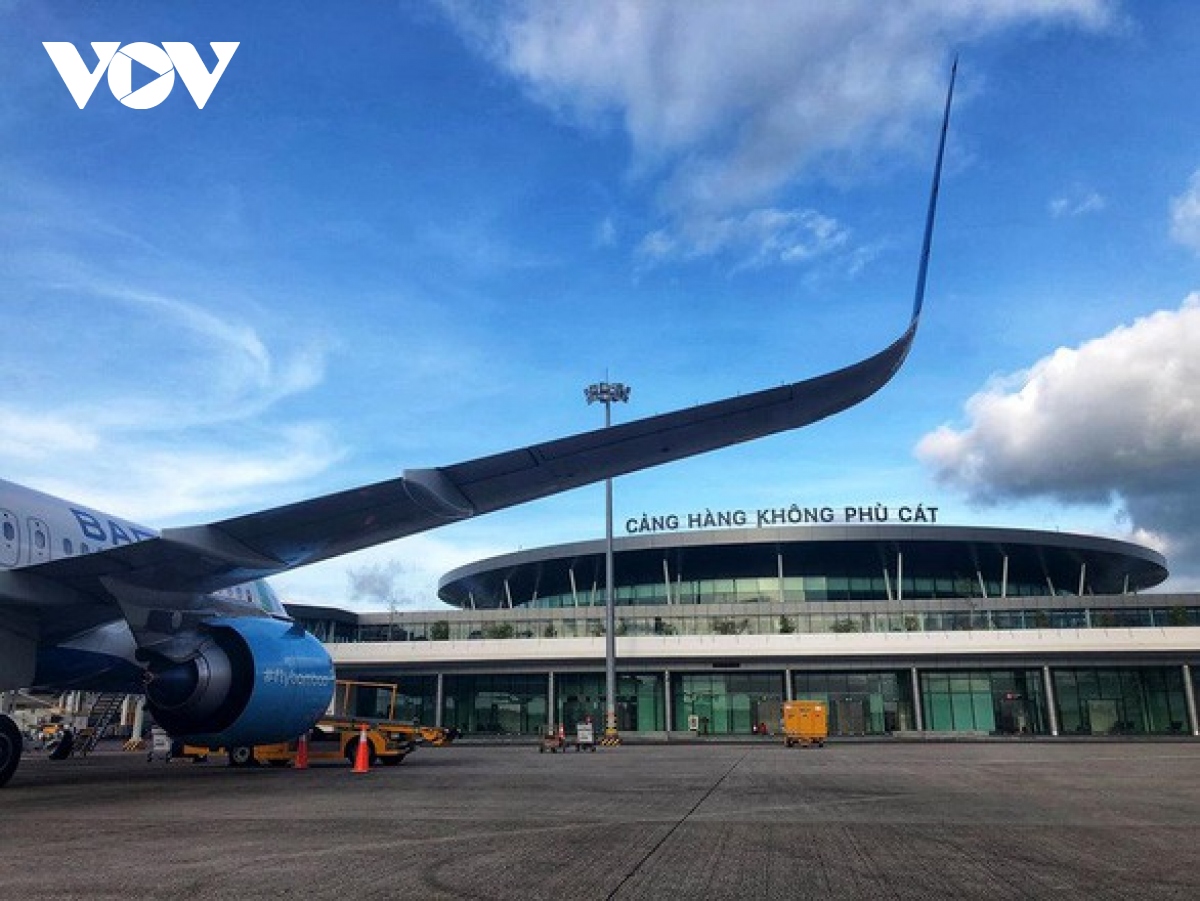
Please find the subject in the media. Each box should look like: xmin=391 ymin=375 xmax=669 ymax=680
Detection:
xmin=910 ymin=668 xmax=923 ymax=731
xmin=1183 ymin=665 xmax=1199 ymax=737
xmin=784 ymin=669 xmax=793 ymax=702
xmin=1042 ymin=665 xmax=1060 ymax=736
xmin=435 ymin=673 xmax=444 ymax=728
xmin=548 ymin=671 xmax=556 ymax=731
xmin=663 ymin=670 xmax=672 ymax=734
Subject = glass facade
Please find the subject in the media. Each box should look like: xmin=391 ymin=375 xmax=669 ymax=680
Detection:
xmin=528 ymin=573 xmax=1080 ymax=608
xmin=556 ymin=673 xmax=665 ymax=733
xmin=364 ymin=665 xmax=1198 ymax=737
xmin=792 ymin=671 xmax=913 ymax=735
xmin=297 ymin=602 xmax=1200 ymax=645
xmin=671 ymin=673 xmax=783 ymax=734
xmin=434 ymin=527 xmax=1169 ymax=614
xmin=921 ymin=670 xmax=1047 ymax=735
xmin=393 ymin=674 xmax=438 ymax=724
xmin=1053 ymin=667 xmax=1189 ymax=735
xmin=442 ymin=674 xmax=547 ymax=736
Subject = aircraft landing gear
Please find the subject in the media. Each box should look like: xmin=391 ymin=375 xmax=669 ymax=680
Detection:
xmin=228 ymin=745 xmax=258 ymax=767
xmin=0 ymin=714 xmax=22 ymax=788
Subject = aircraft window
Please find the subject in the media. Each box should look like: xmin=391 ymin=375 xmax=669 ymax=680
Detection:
xmin=63 ymin=538 xmax=74 ymax=556
xmin=81 ymin=542 xmax=90 ymax=554
xmin=2 ymin=522 xmax=13 ymax=541
xmin=34 ymin=530 xmax=46 ymax=549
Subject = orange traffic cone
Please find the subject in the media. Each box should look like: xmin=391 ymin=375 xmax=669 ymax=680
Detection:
xmin=294 ymin=734 xmax=309 ymax=770
xmin=352 ymin=724 xmax=370 ymax=773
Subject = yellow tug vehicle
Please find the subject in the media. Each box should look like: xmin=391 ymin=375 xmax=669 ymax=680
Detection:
xmin=184 ymin=680 xmax=456 ymax=767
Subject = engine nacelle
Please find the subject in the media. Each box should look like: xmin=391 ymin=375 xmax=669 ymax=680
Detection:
xmin=145 ymin=617 xmax=334 ymax=747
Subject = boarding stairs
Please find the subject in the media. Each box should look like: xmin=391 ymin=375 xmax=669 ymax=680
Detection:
xmin=73 ymin=693 xmax=127 ymax=756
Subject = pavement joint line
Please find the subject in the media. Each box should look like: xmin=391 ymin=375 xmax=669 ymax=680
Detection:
xmin=604 ymin=751 xmax=748 ymax=900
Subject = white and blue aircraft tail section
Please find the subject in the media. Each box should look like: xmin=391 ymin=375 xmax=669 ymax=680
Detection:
xmin=0 ymin=62 xmax=956 ymax=788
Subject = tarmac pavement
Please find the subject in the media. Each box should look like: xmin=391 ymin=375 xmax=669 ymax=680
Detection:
xmin=1 ymin=739 xmax=1198 ymax=900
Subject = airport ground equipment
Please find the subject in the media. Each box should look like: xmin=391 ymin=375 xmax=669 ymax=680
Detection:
xmin=235 ymin=719 xmax=417 ymax=768
xmin=217 ymin=680 xmax=431 ymax=767
xmin=573 ymin=722 xmax=596 ymax=751
xmin=539 ymin=722 xmax=597 ymax=752
xmin=13 ymin=693 xmax=98 ymax=760
xmin=418 ymin=725 xmax=457 ymax=746
xmin=538 ymin=725 xmax=565 ymax=753
xmin=71 ymin=692 xmax=127 ymax=757
xmin=147 ymin=726 xmax=174 ymax=762
xmin=782 ymin=700 xmax=828 ymax=748
xmin=325 ymin=680 xmax=457 ymax=746
xmin=41 ymin=722 xmax=75 ymax=759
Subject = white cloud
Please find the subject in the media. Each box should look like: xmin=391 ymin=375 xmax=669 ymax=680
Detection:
xmin=21 ymin=423 xmax=345 ymax=524
xmin=0 ymin=409 xmax=98 ymax=459
xmin=916 ymin=294 xmax=1200 ymax=579
xmin=593 ymin=216 xmax=617 ymax=248
xmin=1170 ymin=169 xmax=1200 ymax=253
xmin=1049 ymin=188 xmax=1107 ymax=218
xmin=637 ymin=207 xmax=849 ymax=270
xmin=0 ymin=277 xmax=339 ymax=523
xmin=79 ymin=284 xmax=328 ymax=431
xmin=445 ymin=0 xmax=1116 ymax=217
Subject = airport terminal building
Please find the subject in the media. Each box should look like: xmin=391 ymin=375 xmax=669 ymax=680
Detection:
xmin=290 ymin=522 xmax=1200 ymax=740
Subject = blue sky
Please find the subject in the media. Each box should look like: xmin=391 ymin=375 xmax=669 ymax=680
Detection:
xmin=4 ymin=1 xmax=1200 ymax=608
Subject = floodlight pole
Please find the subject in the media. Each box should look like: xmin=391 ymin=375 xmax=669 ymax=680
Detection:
xmin=585 ymin=379 xmax=631 ymax=746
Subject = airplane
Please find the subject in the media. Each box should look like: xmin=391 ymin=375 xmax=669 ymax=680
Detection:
xmin=0 ymin=61 xmax=955 ymax=788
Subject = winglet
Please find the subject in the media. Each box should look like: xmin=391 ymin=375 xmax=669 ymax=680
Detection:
xmin=911 ymin=55 xmax=957 ymax=322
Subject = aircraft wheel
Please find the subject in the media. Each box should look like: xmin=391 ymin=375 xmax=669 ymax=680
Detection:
xmin=228 ymin=745 xmax=257 ymax=767
xmin=0 ymin=715 xmax=21 ymax=787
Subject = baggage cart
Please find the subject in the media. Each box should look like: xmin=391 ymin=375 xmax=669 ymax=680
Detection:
xmin=538 ymin=726 xmax=565 ymax=753
xmin=572 ymin=722 xmax=596 ymax=752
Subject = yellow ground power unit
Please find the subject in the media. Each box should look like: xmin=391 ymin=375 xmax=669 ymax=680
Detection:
xmin=782 ymin=700 xmax=828 ymax=748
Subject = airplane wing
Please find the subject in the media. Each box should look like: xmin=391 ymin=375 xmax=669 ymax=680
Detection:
xmin=19 ymin=60 xmax=956 ymax=601
xmin=0 ymin=313 xmax=921 ymax=618
xmin=158 ymin=317 xmax=921 ymax=590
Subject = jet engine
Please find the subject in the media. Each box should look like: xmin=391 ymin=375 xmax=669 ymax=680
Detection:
xmin=144 ymin=617 xmax=334 ymax=747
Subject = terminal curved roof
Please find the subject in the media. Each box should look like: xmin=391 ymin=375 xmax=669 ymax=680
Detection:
xmin=437 ymin=525 xmax=1168 ymax=609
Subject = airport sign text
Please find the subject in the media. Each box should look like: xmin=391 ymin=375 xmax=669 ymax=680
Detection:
xmin=625 ymin=503 xmax=941 ymax=535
